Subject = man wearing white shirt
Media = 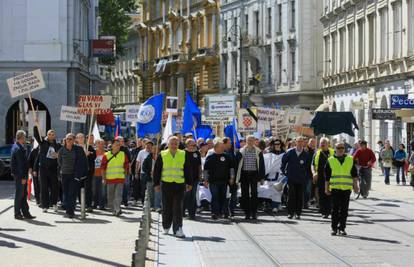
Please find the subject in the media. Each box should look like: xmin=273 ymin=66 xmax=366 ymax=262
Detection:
xmin=135 ymin=140 xmax=153 ymax=204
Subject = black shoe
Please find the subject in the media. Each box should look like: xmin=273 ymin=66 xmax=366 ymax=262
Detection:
xmin=230 ymin=212 xmax=235 ymax=218
xmin=223 ymin=214 xmax=229 ymax=219
xmin=331 ymin=230 xmax=337 ymax=236
xmin=288 ymin=214 xmax=294 ymax=219
xmin=68 ymin=213 xmax=75 ymax=219
xmin=86 ymin=207 xmax=93 ymax=213
xmin=322 ymin=214 xmax=329 ymax=219
xmin=14 ymin=214 xmax=24 ymax=220
xmin=339 ymin=230 xmax=347 ymax=236
xmin=251 ymin=214 xmax=257 ymax=220
xmin=23 ymin=214 xmax=36 ymax=220
xmin=295 ymin=215 xmax=301 ymax=220
xmin=245 ymin=215 xmax=251 ymax=220
xmin=211 ymin=214 xmax=218 ymax=220
xmin=189 ymin=215 xmax=196 ymax=220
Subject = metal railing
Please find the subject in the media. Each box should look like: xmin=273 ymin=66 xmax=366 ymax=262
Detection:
xmin=131 ymin=189 xmax=152 ymax=267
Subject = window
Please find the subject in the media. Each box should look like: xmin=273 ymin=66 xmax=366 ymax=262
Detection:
xmin=245 ymin=14 xmax=249 ymax=35
xmin=380 ymin=8 xmax=388 ymax=61
xmin=223 ymin=55 xmax=228 ymax=89
xmin=331 ymin=32 xmax=337 ymax=73
xmin=357 ymin=19 xmax=364 ymax=67
xmin=324 ymin=36 xmax=330 ymax=75
xmin=268 ymin=55 xmax=272 ymax=83
xmin=277 ymin=51 xmax=282 ymax=85
xmin=278 ymin=4 xmax=282 ymax=32
xmin=224 ymin=19 xmax=228 ymax=40
xmin=368 ymin=14 xmax=375 ymax=64
xmin=340 ymin=28 xmax=346 ymax=71
xmin=254 ymin=11 xmax=259 ymax=38
xmin=348 ymin=24 xmax=354 ymax=69
xmin=393 ymin=2 xmax=402 ymax=58
xmin=291 ymin=0 xmax=296 ymax=30
xmin=232 ymin=53 xmax=237 ymax=88
xmin=291 ymin=47 xmax=296 ymax=83
xmin=233 ymin=17 xmax=237 ymax=45
xmin=267 ymin=7 xmax=272 ymax=37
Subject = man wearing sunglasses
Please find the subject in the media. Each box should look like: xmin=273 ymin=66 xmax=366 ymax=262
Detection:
xmin=325 ymin=142 xmax=359 ymax=236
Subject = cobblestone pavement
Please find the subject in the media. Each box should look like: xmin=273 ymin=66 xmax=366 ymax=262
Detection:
xmin=156 ymin=170 xmax=414 ymax=267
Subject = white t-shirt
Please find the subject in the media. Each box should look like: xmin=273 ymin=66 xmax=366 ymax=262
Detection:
xmin=136 ymin=149 xmax=150 ymax=174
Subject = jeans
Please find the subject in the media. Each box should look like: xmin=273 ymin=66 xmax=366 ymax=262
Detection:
xmin=107 ymin=183 xmax=124 ymax=213
xmin=140 ymin=176 xmax=147 ymax=204
xmin=14 ymin=177 xmax=30 ymax=216
xmin=40 ymin=167 xmax=59 ymax=208
xmin=287 ymin=183 xmax=304 ymax=216
xmin=384 ymin=167 xmax=391 ymax=184
xmin=183 ymin=181 xmax=198 ymax=218
xmin=359 ymin=167 xmax=372 ymax=197
xmin=62 ymin=174 xmax=78 ymax=216
xmin=146 ymin=181 xmax=155 ymax=207
xmin=162 ymin=182 xmax=185 ymax=233
xmin=331 ymin=189 xmax=351 ymax=231
xmin=396 ymin=166 xmax=406 ymax=184
xmin=210 ymin=183 xmax=229 ymax=216
xmin=92 ymin=176 xmax=103 ymax=208
xmin=240 ymin=171 xmax=258 ymax=217
xmin=154 ymin=188 xmax=161 ymax=209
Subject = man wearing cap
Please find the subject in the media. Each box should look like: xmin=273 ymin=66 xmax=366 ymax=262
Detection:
xmin=154 ymin=136 xmax=192 ymax=238
xmin=325 ymin=142 xmax=359 ymax=236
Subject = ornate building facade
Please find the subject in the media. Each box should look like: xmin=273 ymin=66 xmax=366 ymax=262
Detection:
xmin=136 ymin=0 xmax=221 ymax=108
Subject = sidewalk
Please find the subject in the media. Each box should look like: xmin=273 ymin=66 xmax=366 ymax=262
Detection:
xmin=153 ymin=170 xmax=414 ymax=267
xmin=0 ymin=181 xmax=141 ymax=267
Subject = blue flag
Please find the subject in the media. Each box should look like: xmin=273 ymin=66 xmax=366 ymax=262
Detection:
xmin=182 ymin=91 xmax=201 ymax=134
xmin=137 ymin=93 xmax=165 ymax=137
xmin=196 ymin=125 xmax=213 ymax=140
xmin=224 ymin=117 xmax=241 ymax=149
xmin=115 ymin=115 xmax=122 ymax=138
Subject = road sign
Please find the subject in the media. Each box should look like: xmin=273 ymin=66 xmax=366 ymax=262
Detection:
xmin=60 ymin=106 xmax=87 ymax=123
xmin=7 ymin=69 xmax=46 ymax=98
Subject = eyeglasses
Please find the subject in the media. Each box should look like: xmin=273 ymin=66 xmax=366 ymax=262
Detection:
xmin=336 ymin=147 xmax=345 ymax=150
xmin=66 ymin=138 xmax=74 ymax=141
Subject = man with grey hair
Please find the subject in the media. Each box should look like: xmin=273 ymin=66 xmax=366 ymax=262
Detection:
xmin=11 ymin=130 xmax=35 ymax=220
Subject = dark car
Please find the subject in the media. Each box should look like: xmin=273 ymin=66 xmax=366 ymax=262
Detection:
xmin=0 ymin=145 xmax=12 ymax=180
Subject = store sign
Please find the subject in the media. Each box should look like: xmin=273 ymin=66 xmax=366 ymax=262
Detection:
xmin=390 ymin=94 xmax=414 ymax=109
xmin=372 ymin=109 xmax=397 ymax=120
xmin=60 ymin=106 xmax=87 ymax=123
xmin=205 ymin=95 xmax=236 ymax=117
xmin=7 ymin=69 xmax=46 ymax=98
xmin=125 ymin=105 xmax=141 ymax=122
xmin=91 ymin=39 xmax=115 ymax=57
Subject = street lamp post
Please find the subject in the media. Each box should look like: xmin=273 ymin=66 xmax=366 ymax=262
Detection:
xmin=239 ymin=28 xmax=243 ymax=109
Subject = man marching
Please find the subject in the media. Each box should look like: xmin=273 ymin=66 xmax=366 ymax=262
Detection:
xmin=325 ymin=142 xmax=359 ymax=236
xmin=154 ymin=136 xmax=192 ymax=238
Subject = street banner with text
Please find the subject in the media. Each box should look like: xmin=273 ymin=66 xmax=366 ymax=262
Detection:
xmin=7 ymin=69 xmax=46 ymax=98
xmin=77 ymin=95 xmax=112 ymax=115
xmin=60 ymin=106 xmax=87 ymax=123
xmin=125 ymin=105 xmax=141 ymax=122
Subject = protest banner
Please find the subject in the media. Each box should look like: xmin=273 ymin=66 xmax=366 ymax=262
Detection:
xmin=205 ymin=95 xmax=236 ymax=117
xmin=238 ymin=108 xmax=257 ymax=133
xmin=7 ymin=69 xmax=46 ymax=136
xmin=60 ymin=106 xmax=87 ymax=123
xmin=125 ymin=105 xmax=141 ymax=122
xmin=77 ymin=95 xmax=112 ymax=115
xmin=257 ymin=107 xmax=285 ymax=134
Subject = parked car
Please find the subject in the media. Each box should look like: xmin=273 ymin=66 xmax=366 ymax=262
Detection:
xmin=0 ymin=145 xmax=12 ymax=180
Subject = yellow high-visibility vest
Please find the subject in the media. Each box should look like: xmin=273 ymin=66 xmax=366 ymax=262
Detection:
xmin=328 ymin=155 xmax=354 ymax=191
xmin=161 ymin=149 xmax=185 ymax=184
xmin=105 ymin=151 xmax=126 ymax=180
xmin=314 ymin=148 xmax=334 ymax=172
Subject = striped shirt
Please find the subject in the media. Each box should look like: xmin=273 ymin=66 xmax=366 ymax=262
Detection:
xmin=243 ymin=148 xmax=257 ymax=171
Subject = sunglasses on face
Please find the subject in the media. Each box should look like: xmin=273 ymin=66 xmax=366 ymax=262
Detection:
xmin=336 ymin=147 xmax=345 ymax=150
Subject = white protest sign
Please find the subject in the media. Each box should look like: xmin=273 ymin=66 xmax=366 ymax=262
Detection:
xmin=238 ymin=108 xmax=257 ymax=132
xmin=166 ymin=96 xmax=178 ymax=113
xmin=205 ymin=95 xmax=236 ymax=117
xmin=283 ymin=109 xmax=305 ymax=125
xmin=125 ymin=105 xmax=141 ymax=122
xmin=77 ymin=95 xmax=112 ymax=115
xmin=257 ymin=107 xmax=285 ymax=128
xmin=60 ymin=106 xmax=87 ymax=123
xmin=7 ymin=69 xmax=46 ymax=98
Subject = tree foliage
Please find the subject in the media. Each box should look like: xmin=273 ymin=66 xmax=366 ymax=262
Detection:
xmin=99 ymin=0 xmax=137 ymax=64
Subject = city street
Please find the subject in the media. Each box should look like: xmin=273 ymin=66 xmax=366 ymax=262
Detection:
xmin=1 ymin=170 xmax=414 ymax=266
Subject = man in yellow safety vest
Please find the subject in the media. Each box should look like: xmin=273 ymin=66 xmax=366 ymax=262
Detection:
xmin=101 ymin=139 xmax=130 ymax=216
xmin=154 ymin=136 xmax=192 ymax=238
xmin=325 ymin=142 xmax=359 ymax=236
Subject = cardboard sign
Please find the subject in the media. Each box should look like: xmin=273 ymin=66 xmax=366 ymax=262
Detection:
xmin=238 ymin=108 xmax=257 ymax=132
xmin=77 ymin=95 xmax=112 ymax=115
xmin=60 ymin=106 xmax=87 ymax=123
xmin=7 ymin=69 xmax=46 ymax=98
xmin=125 ymin=105 xmax=141 ymax=122
xmin=257 ymin=108 xmax=285 ymax=128
xmin=166 ymin=96 xmax=178 ymax=113
xmin=205 ymin=95 xmax=236 ymax=117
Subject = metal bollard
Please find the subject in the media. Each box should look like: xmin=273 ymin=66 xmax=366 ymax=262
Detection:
xmin=81 ymin=187 xmax=86 ymax=220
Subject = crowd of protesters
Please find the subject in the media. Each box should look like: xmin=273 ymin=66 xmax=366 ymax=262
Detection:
xmin=10 ymin=127 xmax=414 ymax=237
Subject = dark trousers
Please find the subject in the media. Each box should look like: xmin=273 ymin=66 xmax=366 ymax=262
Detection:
xmin=396 ymin=166 xmax=406 ymax=184
xmin=161 ymin=182 xmax=185 ymax=233
xmin=331 ymin=189 xmax=351 ymax=231
xmin=132 ymin=175 xmax=141 ymax=201
xmin=183 ymin=181 xmax=198 ymax=218
xmin=62 ymin=174 xmax=78 ymax=216
xmin=122 ymin=174 xmax=130 ymax=204
xmin=140 ymin=177 xmax=147 ymax=204
xmin=85 ymin=173 xmax=93 ymax=208
xmin=92 ymin=176 xmax=104 ymax=208
xmin=210 ymin=183 xmax=229 ymax=216
xmin=304 ymin=178 xmax=312 ymax=205
xmin=317 ymin=183 xmax=331 ymax=216
xmin=240 ymin=171 xmax=258 ymax=217
xmin=32 ymin=174 xmax=41 ymax=204
xmin=40 ymin=167 xmax=59 ymax=208
xmin=229 ymin=184 xmax=238 ymax=213
xmin=14 ymin=177 xmax=30 ymax=216
xmin=287 ymin=183 xmax=304 ymax=216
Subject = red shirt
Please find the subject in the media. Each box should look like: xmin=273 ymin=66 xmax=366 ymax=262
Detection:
xmin=353 ymin=148 xmax=376 ymax=167
xmin=101 ymin=151 xmax=130 ymax=184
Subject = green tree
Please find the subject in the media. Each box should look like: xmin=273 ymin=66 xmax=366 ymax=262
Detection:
xmin=99 ymin=0 xmax=138 ymax=64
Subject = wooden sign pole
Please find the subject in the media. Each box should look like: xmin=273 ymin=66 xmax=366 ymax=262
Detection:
xmin=28 ymin=92 xmax=42 ymax=137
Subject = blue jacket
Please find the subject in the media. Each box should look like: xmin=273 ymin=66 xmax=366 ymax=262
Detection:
xmin=394 ymin=150 xmax=407 ymax=161
xmin=11 ymin=142 xmax=29 ymax=180
xmin=281 ymin=148 xmax=311 ymax=184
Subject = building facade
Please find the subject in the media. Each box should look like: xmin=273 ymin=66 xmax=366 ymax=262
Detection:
xmin=220 ymin=0 xmax=323 ymax=109
xmin=0 ymin=0 xmax=104 ymax=144
xmin=136 ymin=0 xmax=221 ymax=109
xmin=321 ymin=0 xmax=414 ymax=148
